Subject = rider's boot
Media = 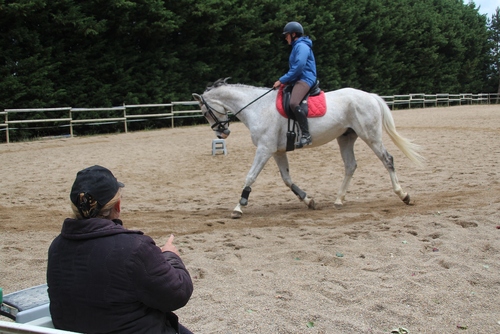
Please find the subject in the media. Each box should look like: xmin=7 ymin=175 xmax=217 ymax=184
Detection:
xmin=294 ymin=106 xmax=312 ymax=148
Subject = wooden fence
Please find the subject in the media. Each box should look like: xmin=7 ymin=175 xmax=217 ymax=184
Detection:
xmin=380 ymin=93 xmax=497 ymax=108
xmin=0 ymin=93 xmax=499 ymax=143
xmin=0 ymin=102 xmax=201 ymax=143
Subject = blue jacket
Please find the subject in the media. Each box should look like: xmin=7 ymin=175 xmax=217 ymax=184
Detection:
xmin=279 ymin=36 xmax=317 ymax=88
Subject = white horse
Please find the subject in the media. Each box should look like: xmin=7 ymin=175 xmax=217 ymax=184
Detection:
xmin=193 ymin=78 xmax=424 ymax=219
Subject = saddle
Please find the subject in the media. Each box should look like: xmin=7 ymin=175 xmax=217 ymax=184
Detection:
xmin=275 ymin=81 xmax=326 ymax=151
xmin=276 ymin=80 xmax=326 ymax=152
xmin=277 ymin=80 xmax=324 ymax=119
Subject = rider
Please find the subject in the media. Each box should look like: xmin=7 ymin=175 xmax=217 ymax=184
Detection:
xmin=273 ymin=21 xmax=317 ymax=148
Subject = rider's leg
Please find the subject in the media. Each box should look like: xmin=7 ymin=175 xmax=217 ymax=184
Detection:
xmin=290 ymin=81 xmax=312 ymax=148
xmin=293 ymin=106 xmax=311 ymax=148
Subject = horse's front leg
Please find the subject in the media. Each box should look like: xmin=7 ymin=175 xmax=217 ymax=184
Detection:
xmin=232 ymin=147 xmax=273 ymax=219
xmin=273 ymin=152 xmax=315 ymax=209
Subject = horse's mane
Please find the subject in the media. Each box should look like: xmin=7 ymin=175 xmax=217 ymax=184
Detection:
xmin=205 ymin=77 xmax=268 ymax=92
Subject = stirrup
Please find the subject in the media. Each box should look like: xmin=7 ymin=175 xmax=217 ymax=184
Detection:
xmin=295 ymin=135 xmax=312 ymax=148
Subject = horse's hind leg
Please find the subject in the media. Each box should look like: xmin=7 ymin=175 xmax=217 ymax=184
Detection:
xmin=366 ymin=141 xmax=410 ymax=205
xmin=334 ymin=129 xmax=358 ymax=208
xmin=273 ymin=152 xmax=315 ymax=209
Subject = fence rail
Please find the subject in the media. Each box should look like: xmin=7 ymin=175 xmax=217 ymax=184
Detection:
xmin=0 ymin=102 xmax=201 ymax=143
xmin=1 ymin=93 xmax=499 ymax=143
xmin=382 ymin=92 xmax=498 ymax=108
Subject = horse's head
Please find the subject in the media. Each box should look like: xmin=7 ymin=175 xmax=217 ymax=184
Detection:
xmin=192 ymin=79 xmax=232 ymax=139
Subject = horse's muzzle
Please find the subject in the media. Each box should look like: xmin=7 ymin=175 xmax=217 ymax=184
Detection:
xmin=217 ymin=129 xmax=230 ymax=139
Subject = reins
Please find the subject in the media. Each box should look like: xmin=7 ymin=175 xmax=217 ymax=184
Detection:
xmin=230 ymin=87 xmax=275 ymax=120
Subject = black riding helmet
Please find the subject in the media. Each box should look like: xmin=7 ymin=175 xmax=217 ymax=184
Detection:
xmin=283 ymin=21 xmax=304 ymax=35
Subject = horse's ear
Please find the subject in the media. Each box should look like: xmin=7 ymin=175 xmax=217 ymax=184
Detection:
xmin=192 ymin=93 xmax=202 ymax=103
xmin=224 ymin=77 xmax=232 ymax=84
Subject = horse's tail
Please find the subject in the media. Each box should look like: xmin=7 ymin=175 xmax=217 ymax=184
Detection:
xmin=373 ymin=94 xmax=425 ymax=166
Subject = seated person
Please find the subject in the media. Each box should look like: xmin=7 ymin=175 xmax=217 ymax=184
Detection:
xmin=47 ymin=165 xmax=193 ymax=334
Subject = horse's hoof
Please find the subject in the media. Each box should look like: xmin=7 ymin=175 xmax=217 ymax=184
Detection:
xmin=307 ymin=199 xmax=316 ymax=210
xmin=333 ymin=198 xmax=344 ymax=210
xmin=402 ymin=193 xmax=411 ymax=205
xmin=231 ymin=210 xmax=242 ymax=219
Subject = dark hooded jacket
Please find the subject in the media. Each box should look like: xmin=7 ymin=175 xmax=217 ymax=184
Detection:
xmin=47 ymin=217 xmax=193 ymax=334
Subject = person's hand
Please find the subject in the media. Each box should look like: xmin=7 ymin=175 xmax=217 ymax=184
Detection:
xmin=160 ymin=234 xmax=180 ymax=256
xmin=273 ymin=80 xmax=282 ymax=89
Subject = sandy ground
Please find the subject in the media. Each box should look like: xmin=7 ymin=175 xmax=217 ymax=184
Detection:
xmin=1 ymin=104 xmax=499 ymax=333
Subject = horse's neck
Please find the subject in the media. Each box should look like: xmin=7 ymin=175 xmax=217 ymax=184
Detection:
xmin=222 ymin=86 xmax=269 ymax=110
xmin=225 ymin=87 xmax=273 ymax=129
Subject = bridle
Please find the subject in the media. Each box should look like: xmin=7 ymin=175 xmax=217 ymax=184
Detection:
xmin=200 ymin=87 xmax=275 ymax=133
xmin=200 ymin=95 xmax=230 ymax=133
